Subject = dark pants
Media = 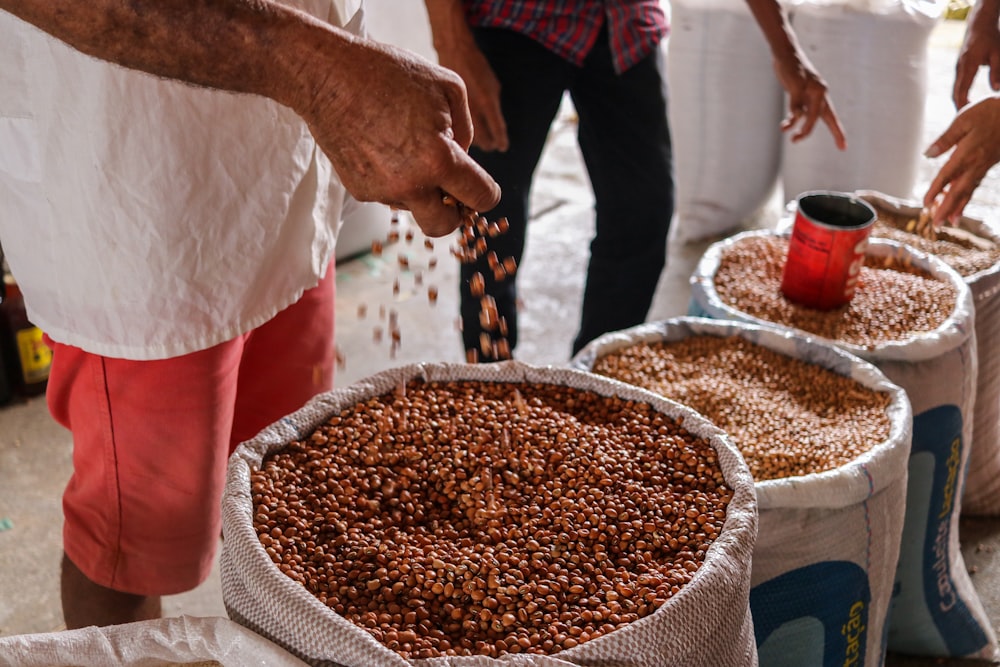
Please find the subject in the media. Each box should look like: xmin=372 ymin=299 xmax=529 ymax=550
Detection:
xmin=460 ymin=25 xmax=674 ymax=360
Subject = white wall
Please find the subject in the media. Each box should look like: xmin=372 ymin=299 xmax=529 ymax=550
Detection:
xmin=364 ymin=1 xmax=436 ymax=61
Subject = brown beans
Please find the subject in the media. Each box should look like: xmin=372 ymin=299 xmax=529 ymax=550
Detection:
xmin=713 ymin=234 xmax=957 ymax=348
xmin=251 ymin=380 xmax=731 ymax=659
xmin=860 ymin=197 xmax=1000 ymax=277
xmin=593 ymin=335 xmax=892 ymax=481
xmin=351 ymin=196 xmax=516 ymax=365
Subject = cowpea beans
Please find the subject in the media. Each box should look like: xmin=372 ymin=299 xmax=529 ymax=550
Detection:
xmin=867 ymin=207 xmax=1000 ymax=277
xmin=251 ymin=380 xmax=732 ymax=659
xmin=713 ymin=234 xmax=957 ymax=348
xmin=354 ymin=197 xmax=516 ymax=364
xmin=592 ymin=335 xmax=892 ymax=481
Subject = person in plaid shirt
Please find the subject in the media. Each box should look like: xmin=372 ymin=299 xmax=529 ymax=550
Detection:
xmin=425 ymin=0 xmax=845 ymax=362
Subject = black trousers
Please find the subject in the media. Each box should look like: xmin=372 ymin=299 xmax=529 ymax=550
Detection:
xmin=460 ymin=25 xmax=674 ymax=360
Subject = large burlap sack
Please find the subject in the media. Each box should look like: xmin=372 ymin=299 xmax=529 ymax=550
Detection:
xmin=0 ymin=616 xmax=307 ymax=667
xmin=780 ymin=1 xmax=943 ymax=201
xmin=689 ymin=231 xmax=999 ymax=659
xmin=220 ymin=361 xmax=759 ymax=667
xmin=572 ymin=316 xmax=912 ymax=667
xmin=666 ymin=0 xmax=784 ymax=243
xmin=854 ymin=190 xmax=1000 ymax=517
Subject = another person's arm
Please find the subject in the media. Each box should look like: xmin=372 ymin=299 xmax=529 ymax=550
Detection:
xmin=423 ymin=0 xmax=508 ymax=152
xmin=924 ymin=94 xmax=1000 ymax=225
xmin=1 ymin=0 xmax=499 ymax=236
xmin=953 ymin=0 xmax=1000 ymax=109
xmin=743 ymin=0 xmax=848 ymax=150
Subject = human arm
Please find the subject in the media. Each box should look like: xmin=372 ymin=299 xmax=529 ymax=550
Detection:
xmin=953 ymin=0 xmax=1000 ymax=109
xmin=743 ymin=0 xmax=848 ymax=150
xmin=1 ymin=0 xmax=499 ymax=236
xmin=423 ymin=0 xmax=508 ymax=152
xmin=923 ymin=94 xmax=1000 ymax=225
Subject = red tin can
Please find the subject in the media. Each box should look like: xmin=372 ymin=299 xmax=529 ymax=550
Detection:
xmin=780 ymin=191 xmax=877 ymax=310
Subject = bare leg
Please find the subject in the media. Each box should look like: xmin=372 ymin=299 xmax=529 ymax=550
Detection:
xmin=60 ymin=552 xmax=161 ymax=628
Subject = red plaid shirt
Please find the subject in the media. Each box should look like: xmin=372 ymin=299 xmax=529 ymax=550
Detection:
xmin=463 ymin=0 xmax=668 ymax=74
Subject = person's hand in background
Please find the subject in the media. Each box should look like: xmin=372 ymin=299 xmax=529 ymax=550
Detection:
xmin=424 ymin=0 xmax=509 ymax=152
xmin=744 ymin=0 xmax=848 ymax=150
xmin=924 ymin=94 xmax=1000 ymax=225
xmin=953 ymin=0 xmax=1000 ymax=109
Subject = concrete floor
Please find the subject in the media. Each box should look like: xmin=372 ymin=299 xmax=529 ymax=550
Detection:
xmin=2 ymin=16 xmax=1000 ymax=667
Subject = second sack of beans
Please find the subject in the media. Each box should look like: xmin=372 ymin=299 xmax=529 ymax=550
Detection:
xmin=573 ymin=316 xmax=911 ymax=667
xmin=689 ymin=230 xmax=997 ymax=661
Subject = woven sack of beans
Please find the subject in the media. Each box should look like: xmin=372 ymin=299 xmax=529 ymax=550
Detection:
xmin=571 ymin=316 xmax=911 ymax=667
xmin=854 ymin=189 xmax=1000 ymax=517
xmin=688 ymin=230 xmax=999 ymax=660
xmin=219 ymin=361 xmax=759 ymax=667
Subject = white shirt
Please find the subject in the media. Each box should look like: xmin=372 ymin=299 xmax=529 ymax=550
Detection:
xmin=0 ymin=0 xmax=362 ymax=360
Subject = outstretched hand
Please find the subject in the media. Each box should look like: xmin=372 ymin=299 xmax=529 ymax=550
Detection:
xmin=924 ymin=94 xmax=1000 ymax=225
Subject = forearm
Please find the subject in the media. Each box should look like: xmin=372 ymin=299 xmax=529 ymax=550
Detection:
xmin=1 ymin=0 xmax=353 ymax=114
xmin=969 ymin=0 xmax=1000 ymax=30
xmin=423 ymin=0 xmax=476 ymax=54
xmin=743 ymin=0 xmax=800 ymax=63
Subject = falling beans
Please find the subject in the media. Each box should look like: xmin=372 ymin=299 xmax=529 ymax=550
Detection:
xmin=251 ymin=380 xmax=732 ymax=659
xmin=351 ymin=195 xmax=516 ymax=364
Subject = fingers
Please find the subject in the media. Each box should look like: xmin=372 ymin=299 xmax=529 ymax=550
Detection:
xmin=781 ymin=81 xmax=846 ymax=149
xmin=791 ymin=105 xmax=819 ymax=143
xmin=923 ymin=122 xmax=964 ymax=159
xmin=471 ymin=107 xmax=509 ymax=153
xmin=814 ymin=109 xmax=847 ymax=151
xmin=953 ymin=61 xmax=976 ymax=109
xmin=469 ymin=82 xmax=509 ymax=152
xmin=442 ymin=77 xmax=475 ymax=151
xmin=406 ymin=191 xmax=470 ymax=238
xmin=439 ymin=151 xmax=501 ymax=217
xmin=406 ymin=151 xmax=500 ymax=238
xmin=934 ymin=186 xmax=974 ymax=227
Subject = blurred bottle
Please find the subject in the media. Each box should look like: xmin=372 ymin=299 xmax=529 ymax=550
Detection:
xmin=0 ymin=270 xmax=52 ymax=399
xmin=0 ymin=291 xmax=10 ymax=405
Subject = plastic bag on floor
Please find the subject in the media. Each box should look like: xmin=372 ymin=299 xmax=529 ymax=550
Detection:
xmin=0 ymin=615 xmax=307 ymax=667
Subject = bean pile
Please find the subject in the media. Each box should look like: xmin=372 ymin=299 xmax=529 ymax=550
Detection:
xmin=251 ymin=380 xmax=731 ymax=659
xmin=713 ymin=234 xmax=958 ymax=348
xmin=592 ymin=335 xmax=892 ymax=481
xmin=864 ymin=203 xmax=1000 ymax=277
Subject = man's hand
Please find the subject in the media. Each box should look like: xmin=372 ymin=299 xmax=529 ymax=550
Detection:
xmin=744 ymin=0 xmax=847 ymax=150
xmin=953 ymin=0 xmax=1000 ymax=109
xmin=773 ymin=56 xmax=848 ymax=150
xmin=299 ymin=36 xmax=501 ymax=236
xmin=423 ymin=0 xmax=508 ymax=152
xmin=924 ymin=95 xmax=1000 ymax=225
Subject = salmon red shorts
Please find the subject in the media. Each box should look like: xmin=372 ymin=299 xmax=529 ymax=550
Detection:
xmin=48 ymin=266 xmax=335 ymax=596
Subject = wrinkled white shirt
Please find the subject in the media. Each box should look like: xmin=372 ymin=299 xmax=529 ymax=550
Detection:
xmin=0 ymin=0 xmax=362 ymax=360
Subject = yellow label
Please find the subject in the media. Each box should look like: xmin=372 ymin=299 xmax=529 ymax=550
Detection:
xmin=15 ymin=326 xmax=52 ymax=384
